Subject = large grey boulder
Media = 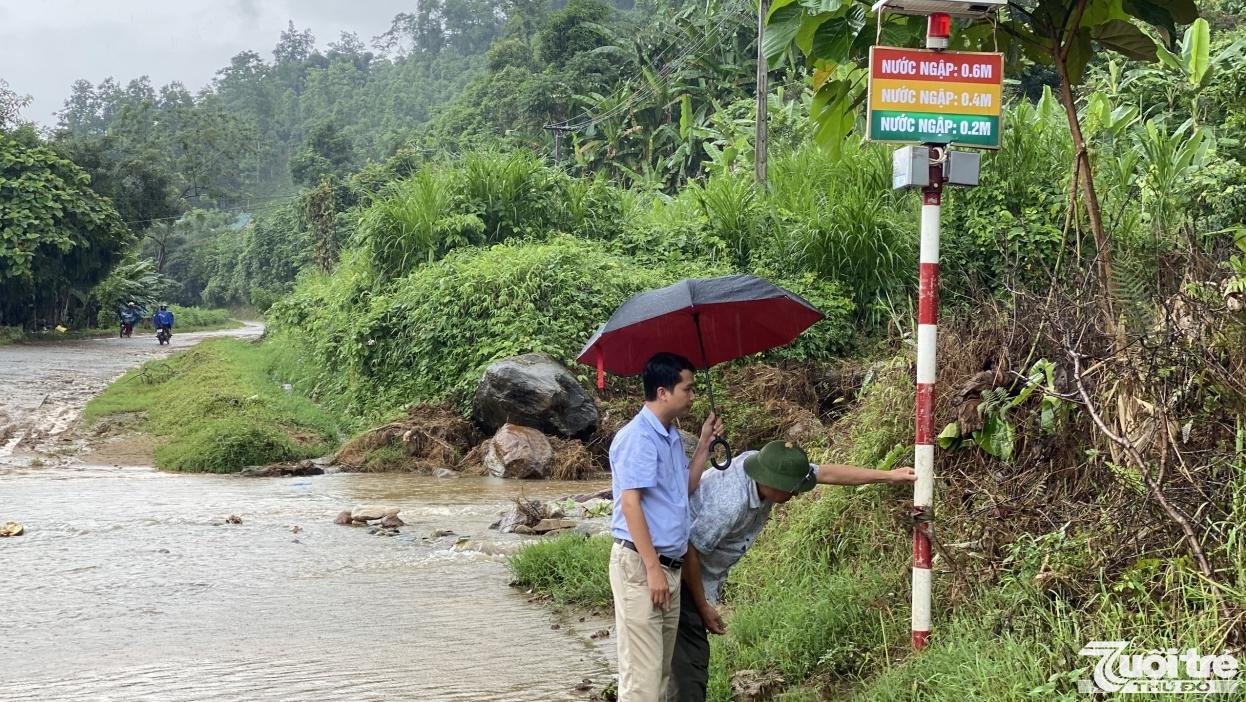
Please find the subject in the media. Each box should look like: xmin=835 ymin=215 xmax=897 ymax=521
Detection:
xmin=473 ymin=353 xmax=598 ymax=438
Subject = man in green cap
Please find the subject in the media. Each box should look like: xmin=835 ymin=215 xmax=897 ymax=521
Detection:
xmin=668 ymin=440 xmax=916 ymax=702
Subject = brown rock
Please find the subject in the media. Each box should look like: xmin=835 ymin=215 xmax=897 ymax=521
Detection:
xmin=334 ymin=510 xmax=353 ymax=525
xmin=569 ymin=487 xmax=611 ymax=502
xmin=238 ymin=462 xmax=324 ymax=477
xmin=379 ymin=515 xmax=405 ymax=528
xmin=532 ymin=518 xmax=578 ymax=534
xmin=481 ymin=424 xmax=553 ymax=479
xmin=351 ymin=505 xmax=389 ymax=521
xmin=225 ymin=515 xmax=242 ymax=524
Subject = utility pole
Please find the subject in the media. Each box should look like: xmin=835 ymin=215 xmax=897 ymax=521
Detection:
xmin=542 ymin=125 xmax=566 ymax=165
xmin=876 ymin=1 xmax=994 ymax=652
xmin=755 ymin=0 xmax=770 ymax=188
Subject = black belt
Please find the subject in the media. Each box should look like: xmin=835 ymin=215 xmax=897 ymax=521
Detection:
xmin=615 ymin=538 xmax=684 ymax=569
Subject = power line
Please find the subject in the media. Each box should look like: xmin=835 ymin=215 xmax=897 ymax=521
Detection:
xmin=122 ymin=193 xmax=302 ymax=227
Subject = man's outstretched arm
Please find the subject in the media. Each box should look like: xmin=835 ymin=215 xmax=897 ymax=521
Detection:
xmin=816 ymin=464 xmax=916 ymax=486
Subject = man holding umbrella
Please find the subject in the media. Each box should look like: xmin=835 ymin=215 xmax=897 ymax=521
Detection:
xmin=609 ymin=352 xmax=722 ymax=702
xmin=580 ymin=274 xmax=841 ymax=700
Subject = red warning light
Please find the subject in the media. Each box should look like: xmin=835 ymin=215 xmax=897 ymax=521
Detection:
xmin=927 ymin=12 xmax=952 ymax=38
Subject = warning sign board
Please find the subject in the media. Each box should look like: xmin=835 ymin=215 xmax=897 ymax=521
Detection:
xmin=866 ymin=46 xmax=1004 ymax=149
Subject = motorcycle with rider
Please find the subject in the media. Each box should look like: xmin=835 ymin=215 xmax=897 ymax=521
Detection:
xmin=153 ymin=305 xmax=175 ymax=345
xmin=116 ymin=300 xmax=146 ymax=338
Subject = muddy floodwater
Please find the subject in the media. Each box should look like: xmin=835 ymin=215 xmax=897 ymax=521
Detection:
xmin=1 ymin=328 xmax=615 ymax=701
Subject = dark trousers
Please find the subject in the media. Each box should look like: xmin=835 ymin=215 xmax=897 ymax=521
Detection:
xmin=669 ymin=581 xmax=710 ymax=702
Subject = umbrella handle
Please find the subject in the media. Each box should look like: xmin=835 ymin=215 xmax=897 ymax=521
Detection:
xmin=710 ymin=436 xmax=732 ymax=470
xmin=694 ymin=315 xmax=732 ymax=469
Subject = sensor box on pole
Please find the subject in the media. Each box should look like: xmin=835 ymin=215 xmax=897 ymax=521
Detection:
xmin=943 ymin=150 xmax=980 ymax=186
xmin=893 ymin=145 xmax=930 ymax=189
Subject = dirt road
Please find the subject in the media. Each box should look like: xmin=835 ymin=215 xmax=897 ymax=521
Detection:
xmin=0 ymin=323 xmax=263 ymax=466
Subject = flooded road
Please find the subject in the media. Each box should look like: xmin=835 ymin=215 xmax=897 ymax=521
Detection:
xmin=0 ymin=329 xmax=615 ymax=701
xmin=0 ymin=324 xmax=264 ymax=462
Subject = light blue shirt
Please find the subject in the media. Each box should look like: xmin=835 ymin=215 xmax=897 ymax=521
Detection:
xmin=610 ymin=406 xmax=690 ymax=560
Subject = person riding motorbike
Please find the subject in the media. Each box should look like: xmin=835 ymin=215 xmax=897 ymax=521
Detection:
xmin=153 ymin=305 xmax=174 ymax=344
xmin=117 ymin=300 xmax=144 ymax=338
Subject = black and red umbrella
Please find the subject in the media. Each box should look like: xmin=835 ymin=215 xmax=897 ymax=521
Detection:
xmin=577 ymin=274 xmax=824 ymax=468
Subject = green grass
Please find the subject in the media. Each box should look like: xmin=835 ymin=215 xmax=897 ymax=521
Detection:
xmin=507 ymin=533 xmax=613 ymax=609
xmin=705 ymin=481 xmax=1241 ymax=701
xmin=706 ymin=487 xmax=910 ymax=700
xmin=0 ymin=326 xmax=23 ymax=347
xmin=85 ymin=337 xmax=339 ymax=473
xmin=164 ymin=305 xmax=242 ymax=332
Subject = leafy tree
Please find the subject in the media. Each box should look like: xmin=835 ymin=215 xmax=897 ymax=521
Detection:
xmin=0 ymin=79 xmax=32 ymax=132
xmin=0 ymin=134 xmax=130 ymax=327
xmin=55 ymin=133 xmax=183 ymax=227
xmin=290 ymin=121 xmax=356 ymax=186
xmin=486 ymin=37 xmax=537 ymax=71
xmin=538 ymin=0 xmax=614 ymax=66
xmin=273 ymin=21 xmax=317 ymax=66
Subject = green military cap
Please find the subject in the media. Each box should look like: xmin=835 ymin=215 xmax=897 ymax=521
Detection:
xmin=743 ymin=440 xmax=817 ymax=494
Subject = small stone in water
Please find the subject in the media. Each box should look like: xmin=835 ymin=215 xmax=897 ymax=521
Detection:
xmin=225 ymin=515 xmax=242 ymax=524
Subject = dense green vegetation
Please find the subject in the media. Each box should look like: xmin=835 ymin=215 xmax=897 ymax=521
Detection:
xmin=0 ymin=132 xmax=130 ymax=327
xmin=157 ymin=306 xmax=240 ymax=332
xmin=507 ymin=533 xmax=616 ymax=608
xmin=84 ymin=338 xmax=338 ymax=472
xmin=6 ymin=0 xmax=1246 ymax=697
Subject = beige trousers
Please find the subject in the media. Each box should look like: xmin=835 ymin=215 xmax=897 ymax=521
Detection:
xmin=609 ymin=542 xmax=682 ymax=702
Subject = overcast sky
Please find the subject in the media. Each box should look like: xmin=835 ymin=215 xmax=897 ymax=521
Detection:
xmin=0 ymin=0 xmax=415 ymax=127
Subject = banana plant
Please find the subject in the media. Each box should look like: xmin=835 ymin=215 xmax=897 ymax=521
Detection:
xmin=1134 ymin=118 xmax=1212 ymax=238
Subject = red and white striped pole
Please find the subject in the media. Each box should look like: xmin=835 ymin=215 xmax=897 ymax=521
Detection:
xmin=912 ymin=11 xmax=950 ymax=653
